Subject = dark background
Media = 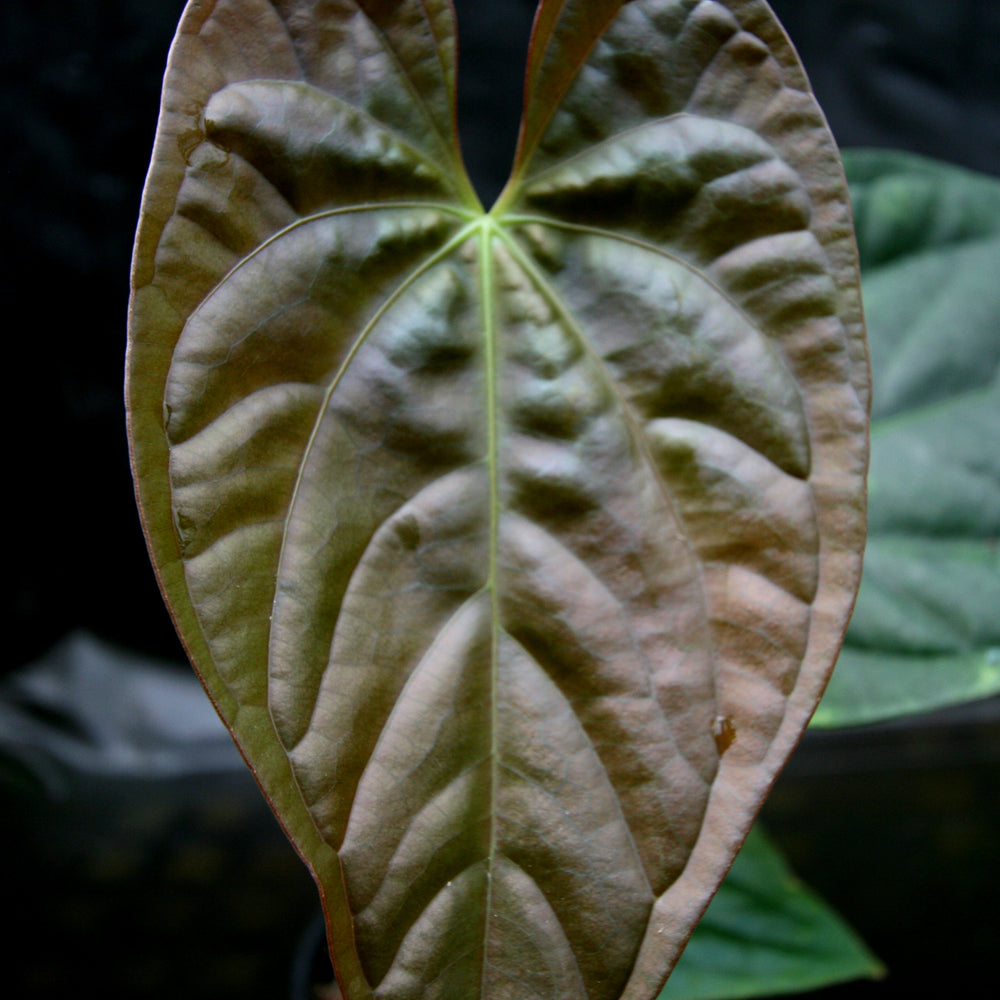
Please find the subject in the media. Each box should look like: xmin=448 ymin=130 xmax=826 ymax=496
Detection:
xmin=3 ymin=1 xmax=998 ymax=997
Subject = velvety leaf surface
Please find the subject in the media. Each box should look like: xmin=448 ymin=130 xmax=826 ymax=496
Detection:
xmin=814 ymin=151 xmax=1000 ymax=728
xmin=126 ymin=3 xmax=868 ymax=999
xmin=659 ymin=826 xmax=882 ymax=1000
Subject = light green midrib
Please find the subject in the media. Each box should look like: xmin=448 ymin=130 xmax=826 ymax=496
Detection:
xmin=478 ymin=216 xmax=502 ymax=992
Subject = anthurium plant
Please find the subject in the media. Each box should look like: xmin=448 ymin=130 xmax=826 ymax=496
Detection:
xmin=126 ymin=2 xmax=874 ymax=998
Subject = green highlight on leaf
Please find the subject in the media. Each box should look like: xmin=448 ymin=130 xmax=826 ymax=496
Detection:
xmin=816 ymin=151 xmax=1000 ymax=729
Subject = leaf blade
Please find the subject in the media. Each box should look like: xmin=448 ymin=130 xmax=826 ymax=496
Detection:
xmin=127 ymin=3 xmax=869 ymax=998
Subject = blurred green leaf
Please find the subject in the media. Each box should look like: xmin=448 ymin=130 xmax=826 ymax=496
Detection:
xmin=661 ymin=826 xmax=883 ymax=1000
xmin=816 ymin=150 xmax=1000 ymax=728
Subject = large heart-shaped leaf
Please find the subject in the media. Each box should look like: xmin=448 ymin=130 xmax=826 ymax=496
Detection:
xmin=126 ymin=2 xmax=868 ymax=998
xmin=814 ymin=150 xmax=1000 ymax=728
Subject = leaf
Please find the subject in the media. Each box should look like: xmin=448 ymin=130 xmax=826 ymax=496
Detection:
xmin=659 ymin=826 xmax=883 ymax=1000
xmin=126 ymin=2 xmax=868 ymax=998
xmin=813 ymin=150 xmax=1000 ymax=728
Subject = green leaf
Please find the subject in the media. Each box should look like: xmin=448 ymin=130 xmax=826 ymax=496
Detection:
xmin=660 ymin=826 xmax=883 ymax=1000
xmin=814 ymin=150 xmax=1000 ymax=728
xmin=126 ymin=3 xmax=868 ymax=998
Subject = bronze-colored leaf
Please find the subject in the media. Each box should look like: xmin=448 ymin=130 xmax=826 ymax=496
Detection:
xmin=126 ymin=3 xmax=868 ymax=998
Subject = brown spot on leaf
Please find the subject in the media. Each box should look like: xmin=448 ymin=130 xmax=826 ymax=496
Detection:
xmin=712 ymin=715 xmax=736 ymax=754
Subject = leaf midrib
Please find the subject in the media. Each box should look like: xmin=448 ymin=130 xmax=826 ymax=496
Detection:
xmin=479 ymin=216 xmax=502 ymax=992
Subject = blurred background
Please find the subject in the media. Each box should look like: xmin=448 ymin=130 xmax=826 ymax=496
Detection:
xmin=3 ymin=1 xmax=998 ymax=996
